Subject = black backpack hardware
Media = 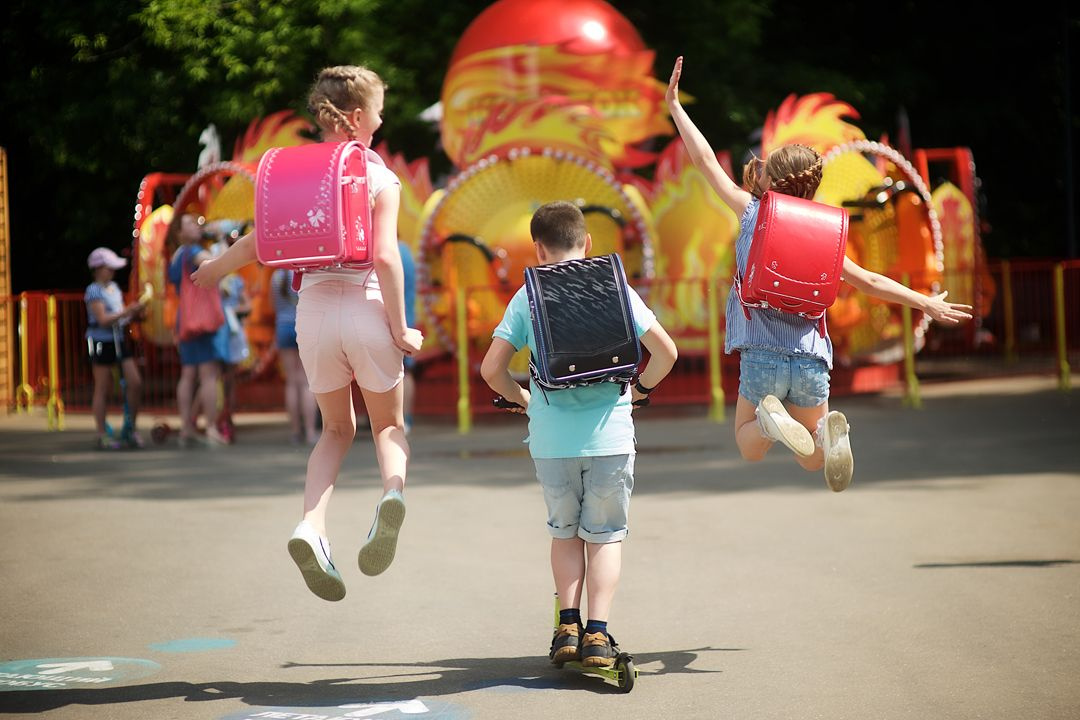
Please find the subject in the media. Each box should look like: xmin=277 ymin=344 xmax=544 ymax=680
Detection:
xmin=524 ymin=253 xmax=642 ymax=401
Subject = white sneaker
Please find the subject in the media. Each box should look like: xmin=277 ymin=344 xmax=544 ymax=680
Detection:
xmin=287 ymin=521 xmax=346 ymax=601
xmin=821 ymin=411 xmax=854 ymax=492
xmin=756 ymin=395 xmax=815 ymax=457
xmin=358 ymin=490 xmax=406 ymax=576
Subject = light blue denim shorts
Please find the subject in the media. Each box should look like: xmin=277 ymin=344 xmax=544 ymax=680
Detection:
xmin=738 ymin=349 xmax=831 ymax=408
xmin=533 ymin=454 xmax=635 ymax=543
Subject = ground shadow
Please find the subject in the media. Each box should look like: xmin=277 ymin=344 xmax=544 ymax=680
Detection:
xmin=913 ymin=559 xmax=1080 ymax=569
xmin=0 ymin=646 xmax=736 ymax=713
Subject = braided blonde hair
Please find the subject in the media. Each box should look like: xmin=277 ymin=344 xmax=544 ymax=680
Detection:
xmin=307 ymin=65 xmax=386 ymax=141
xmin=742 ymin=144 xmax=823 ymax=200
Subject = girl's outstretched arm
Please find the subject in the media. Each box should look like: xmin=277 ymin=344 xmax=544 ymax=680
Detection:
xmin=191 ymin=232 xmax=257 ymax=288
xmin=842 ymin=256 xmax=973 ymax=324
xmin=666 ymin=56 xmax=753 ymax=218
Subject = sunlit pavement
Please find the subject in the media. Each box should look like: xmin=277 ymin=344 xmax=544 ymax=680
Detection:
xmin=1 ymin=376 xmax=1078 ymax=719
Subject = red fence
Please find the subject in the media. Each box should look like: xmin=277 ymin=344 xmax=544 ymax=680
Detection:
xmin=4 ymin=260 xmax=1076 ymax=419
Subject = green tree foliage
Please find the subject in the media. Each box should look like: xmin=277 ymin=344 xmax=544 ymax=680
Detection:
xmin=0 ymin=0 xmax=1071 ymax=292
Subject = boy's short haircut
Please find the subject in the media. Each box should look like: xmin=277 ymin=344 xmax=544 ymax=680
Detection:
xmin=530 ymin=201 xmax=587 ymax=253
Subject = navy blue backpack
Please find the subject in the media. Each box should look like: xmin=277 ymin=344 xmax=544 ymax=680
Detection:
xmin=525 ymin=253 xmax=641 ymax=396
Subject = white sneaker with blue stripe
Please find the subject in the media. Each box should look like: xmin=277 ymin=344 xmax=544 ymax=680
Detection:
xmin=287 ymin=520 xmax=346 ymax=601
xmin=358 ymin=489 xmax=406 ymax=576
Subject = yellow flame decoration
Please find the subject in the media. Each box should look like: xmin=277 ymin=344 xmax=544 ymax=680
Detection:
xmin=442 ymin=44 xmax=671 ymax=168
xmin=648 ymin=140 xmax=739 ymax=350
xmin=232 ymin=110 xmax=314 ymax=165
xmin=136 ymin=205 xmax=175 ymax=346
xmin=762 ymin=93 xmax=866 ymax=156
xmin=932 ymin=181 xmax=976 ymax=304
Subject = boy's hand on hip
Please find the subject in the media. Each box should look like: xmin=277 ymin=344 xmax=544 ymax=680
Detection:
xmin=514 ymin=388 xmax=530 ymax=414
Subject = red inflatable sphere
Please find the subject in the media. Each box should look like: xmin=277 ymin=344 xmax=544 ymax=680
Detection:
xmin=449 ymin=0 xmax=646 ymax=65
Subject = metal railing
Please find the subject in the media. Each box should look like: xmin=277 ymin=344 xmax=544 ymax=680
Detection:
xmin=4 ymin=260 xmax=1075 ymax=433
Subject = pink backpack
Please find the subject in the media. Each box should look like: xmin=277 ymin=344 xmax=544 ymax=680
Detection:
xmin=735 ymin=191 xmax=849 ymax=337
xmin=255 ymin=141 xmax=374 ymax=271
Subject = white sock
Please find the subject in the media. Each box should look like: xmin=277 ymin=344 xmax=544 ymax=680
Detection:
xmin=815 ymin=414 xmax=828 ymax=448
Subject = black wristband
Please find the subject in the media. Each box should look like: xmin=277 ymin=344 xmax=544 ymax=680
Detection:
xmin=635 ymin=380 xmax=655 ymax=395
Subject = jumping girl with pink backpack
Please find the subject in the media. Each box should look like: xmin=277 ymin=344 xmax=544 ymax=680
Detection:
xmin=193 ymin=65 xmax=422 ymax=601
xmin=666 ymin=56 xmax=972 ymax=492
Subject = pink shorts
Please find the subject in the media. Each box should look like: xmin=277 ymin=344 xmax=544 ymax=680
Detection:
xmin=295 ymin=280 xmax=404 ymax=394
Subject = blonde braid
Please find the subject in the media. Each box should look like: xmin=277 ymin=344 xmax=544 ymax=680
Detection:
xmin=764 ymin=145 xmax=823 ymax=199
xmin=307 ymin=65 xmax=387 ymax=141
xmin=311 ymin=98 xmax=359 ymax=140
xmin=742 ymin=154 xmax=767 ymax=198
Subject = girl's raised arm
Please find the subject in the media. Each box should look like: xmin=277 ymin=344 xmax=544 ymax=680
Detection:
xmin=666 ymin=56 xmax=753 ymax=219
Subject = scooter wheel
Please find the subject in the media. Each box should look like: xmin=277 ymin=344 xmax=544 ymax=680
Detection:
xmin=616 ymin=654 xmax=635 ymax=693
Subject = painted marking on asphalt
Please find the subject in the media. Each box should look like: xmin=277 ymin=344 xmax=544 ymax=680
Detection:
xmin=0 ymin=657 xmax=161 ymax=691
xmin=218 ymin=698 xmax=469 ymax=719
xmin=149 ymin=637 xmax=237 ymax=653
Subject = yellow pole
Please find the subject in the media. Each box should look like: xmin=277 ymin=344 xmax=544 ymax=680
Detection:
xmin=15 ymin=293 xmax=33 ymax=412
xmin=901 ymin=273 xmax=922 ymax=409
xmin=455 ymin=283 xmax=472 ymax=434
xmin=706 ymin=277 xmax=725 ymax=422
xmin=1053 ymin=263 xmax=1071 ymax=391
xmin=1001 ymin=260 xmax=1017 ymax=364
xmin=45 ymin=294 xmax=65 ymax=430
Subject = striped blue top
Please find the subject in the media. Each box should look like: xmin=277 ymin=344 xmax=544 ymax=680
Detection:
xmin=724 ymin=197 xmax=834 ymax=369
xmin=84 ymin=281 xmax=127 ymax=342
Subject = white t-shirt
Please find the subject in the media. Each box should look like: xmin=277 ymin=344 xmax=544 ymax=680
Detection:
xmin=299 ymin=161 xmax=401 ymax=292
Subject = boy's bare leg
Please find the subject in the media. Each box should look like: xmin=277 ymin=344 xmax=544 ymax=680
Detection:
xmin=786 ymin=401 xmax=830 ymax=472
xmin=734 ymin=395 xmax=774 ymax=461
xmin=552 ymin=537 xmax=585 ymax=610
xmin=584 ymin=540 xmax=622 ymax=622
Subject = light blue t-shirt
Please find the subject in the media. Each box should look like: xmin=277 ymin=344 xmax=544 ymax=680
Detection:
xmin=725 ymin=196 xmax=834 ymax=368
xmin=493 ymin=283 xmax=655 ymax=459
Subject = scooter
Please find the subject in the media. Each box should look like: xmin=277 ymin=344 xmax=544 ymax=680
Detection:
xmin=551 ymin=595 xmax=638 ymax=693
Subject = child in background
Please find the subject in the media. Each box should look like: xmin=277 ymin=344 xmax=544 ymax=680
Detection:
xmin=209 ymin=223 xmax=252 ymax=443
xmin=167 ymin=213 xmax=226 ymax=447
xmin=272 ymin=267 xmax=318 ymax=445
xmin=666 ymin=56 xmax=972 ymax=491
xmin=193 ymin=65 xmax=423 ymax=600
xmin=481 ymin=201 xmax=678 ymax=668
xmin=84 ymin=247 xmax=145 ymax=449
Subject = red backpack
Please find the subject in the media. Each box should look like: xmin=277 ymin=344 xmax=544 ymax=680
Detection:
xmin=255 ymin=141 xmax=374 ymax=272
xmin=735 ymin=191 xmax=849 ymax=337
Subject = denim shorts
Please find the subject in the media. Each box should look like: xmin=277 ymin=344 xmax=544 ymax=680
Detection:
xmin=533 ymin=454 xmax=635 ymax=543
xmin=738 ymin=349 xmax=831 ymax=408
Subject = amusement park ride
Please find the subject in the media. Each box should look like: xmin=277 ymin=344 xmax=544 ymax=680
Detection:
xmin=128 ymin=0 xmax=993 ymax=410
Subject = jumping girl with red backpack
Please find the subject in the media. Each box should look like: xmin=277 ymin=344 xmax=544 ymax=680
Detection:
xmin=193 ymin=65 xmax=422 ymax=601
xmin=666 ymin=56 xmax=972 ymax=492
